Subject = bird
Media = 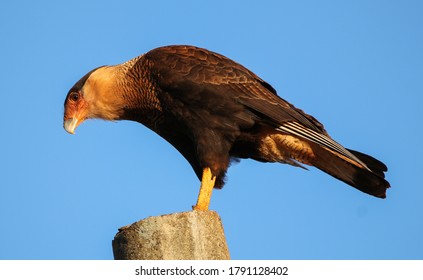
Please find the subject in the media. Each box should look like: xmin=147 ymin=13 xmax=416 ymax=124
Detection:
xmin=63 ymin=45 xmax=390 ymax=210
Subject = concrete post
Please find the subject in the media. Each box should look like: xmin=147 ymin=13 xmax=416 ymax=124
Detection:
xmin=112 ymin=210 xmax=230 ymax=260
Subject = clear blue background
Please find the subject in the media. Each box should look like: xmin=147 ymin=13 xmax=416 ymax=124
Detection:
xmin=0 ymin=0 xmax=421 ymax=259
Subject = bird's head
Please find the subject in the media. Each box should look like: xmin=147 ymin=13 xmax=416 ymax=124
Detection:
xmin=63 ymin=66 xmax=126 ymax=134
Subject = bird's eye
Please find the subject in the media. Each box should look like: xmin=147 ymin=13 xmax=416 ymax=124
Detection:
xmin=69 ymin=92 xmax=79 ymax=102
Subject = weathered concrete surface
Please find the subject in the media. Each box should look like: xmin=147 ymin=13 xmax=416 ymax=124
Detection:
xmin=112 ymin=210 xmax=230 ymax=260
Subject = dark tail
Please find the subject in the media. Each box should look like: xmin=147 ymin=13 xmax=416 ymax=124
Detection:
xmin=308 ymin=142 xmax=390 ymax=198
xmin=275 ymin=121 xmax=390 ymax=197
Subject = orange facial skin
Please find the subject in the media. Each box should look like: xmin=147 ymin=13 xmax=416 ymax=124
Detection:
xmin=63 ymin=91 xmax=89 ymax=134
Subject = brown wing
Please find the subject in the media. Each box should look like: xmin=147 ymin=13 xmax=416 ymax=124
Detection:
xmin=146 ymin=46 xmax=372 ymax=167
xmin=143 ymin=45 xmax=327 ymax=134
xmin=144 ymin=45 xmax=368 ymax=170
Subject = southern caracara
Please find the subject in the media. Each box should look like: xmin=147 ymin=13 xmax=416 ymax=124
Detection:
xmin=63 ymin=45 xmax=390 ymax=210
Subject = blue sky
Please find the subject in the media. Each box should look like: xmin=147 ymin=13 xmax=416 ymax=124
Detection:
xmin=0 ymin=0 xmax=422 ymax=260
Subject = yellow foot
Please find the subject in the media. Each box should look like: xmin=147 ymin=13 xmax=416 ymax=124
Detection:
xmin=193 ymin=167 xmax=216 ymax=211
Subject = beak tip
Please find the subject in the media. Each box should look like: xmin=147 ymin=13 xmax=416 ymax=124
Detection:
xmin=63 ymin=118 xmax=79 ymax=135
xmin=63 ymin=127 xmax=75 ymax=134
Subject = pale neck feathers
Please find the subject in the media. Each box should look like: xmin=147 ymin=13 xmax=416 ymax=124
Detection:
xmin=82 ymin=57 xmax=142 ymax=121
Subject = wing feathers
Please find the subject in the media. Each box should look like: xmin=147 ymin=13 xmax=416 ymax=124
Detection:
xmin=277 ymin=121 xmax=370 ymax=170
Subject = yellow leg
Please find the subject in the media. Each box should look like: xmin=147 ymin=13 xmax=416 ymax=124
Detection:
xmin=193 ymin=167 xmax=216 ymax=211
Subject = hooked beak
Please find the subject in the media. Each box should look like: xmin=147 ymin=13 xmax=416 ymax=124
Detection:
xmin=63 ymin=118 xmax=80 ymax=134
